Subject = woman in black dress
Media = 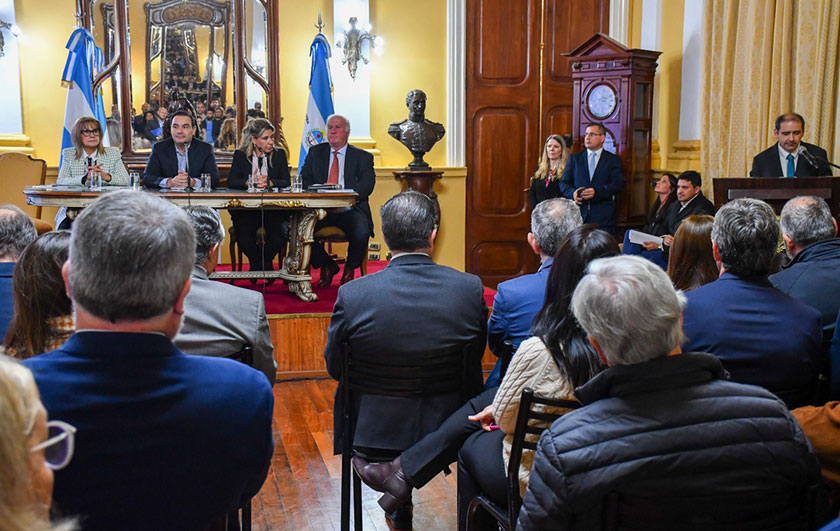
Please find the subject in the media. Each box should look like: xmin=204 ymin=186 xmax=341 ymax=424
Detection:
xmin=528 ymin=134 xmax=570 ymax=210
xmin=227 ymin=118 xmax=291 ymax=272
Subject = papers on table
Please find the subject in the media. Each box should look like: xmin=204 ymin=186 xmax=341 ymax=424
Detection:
xmin=627 ymin=229 xmax=662 ymax=246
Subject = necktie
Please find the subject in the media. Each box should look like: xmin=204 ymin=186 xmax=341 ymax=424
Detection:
xmin=786 ymin=153 xmax=795 ymax=178
xmin=588 ymin=152 xmax=597 ymax=179
xmin=328 ymin=150 xmax=339 ymax=185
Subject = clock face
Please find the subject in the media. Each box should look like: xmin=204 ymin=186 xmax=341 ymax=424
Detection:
xmin=587 ymin=84 xmax=617 ymax=119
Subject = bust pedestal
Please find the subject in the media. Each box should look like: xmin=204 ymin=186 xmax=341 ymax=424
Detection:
xmin=393 ymin=170 xmax=443 ymax=224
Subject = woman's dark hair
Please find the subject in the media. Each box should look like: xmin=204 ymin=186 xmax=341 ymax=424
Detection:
xmin=530 ymin=225 xmax=619 ymax=387
xmin=667 ymin=214 xmax=717 ymax=291
xmin=648 ymin=173 xmax=678 ymax=222
xmin=3 ymin=231 xmax=72 ymax=358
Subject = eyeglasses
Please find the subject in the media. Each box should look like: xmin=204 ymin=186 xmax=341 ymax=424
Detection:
xmin=80 ymin=129 xmax=101 ymax=136
xmin=584 ymin=132 xmax=604 ymax=137
xmin=31 ymin=420 xmax=77 ymax=470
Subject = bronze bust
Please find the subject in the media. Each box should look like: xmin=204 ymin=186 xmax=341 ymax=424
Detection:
xmin=388 ymin=89 xmax=445 ymax=170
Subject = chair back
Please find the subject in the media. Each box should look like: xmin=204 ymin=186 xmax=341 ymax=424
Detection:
xmin=497 ymin=340 xmax=516 ymax=381
xmin=225 ymin=345 xmax=254 ymax=367
xmin=0 ymin=152 xmax=47 ymax=219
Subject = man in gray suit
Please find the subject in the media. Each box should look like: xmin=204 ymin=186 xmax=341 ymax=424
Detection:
xmin=324 ymin=191 xmax=487 ymax=529
xmin=174 ymin=206 xmax=276 ymax=385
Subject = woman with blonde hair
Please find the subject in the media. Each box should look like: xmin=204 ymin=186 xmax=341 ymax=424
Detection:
xmin=215 ymin=117 xmax=238 ymax=150
xmin=528 ymin=134 xmax=570 ymax=209
xmin=0 ymin=354 xmax=76 ymax=530
xmin=227 ymin=118 xmax=291 ymax=273
xmin=56 ymin=117 xmax=129 ymax=228
xmin=667 ymin=214 xmax=718 ymax=291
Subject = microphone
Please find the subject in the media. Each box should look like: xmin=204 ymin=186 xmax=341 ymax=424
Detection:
xmin=184 ymin=144 xmax=191 ymax=188
xmin=799 ymin=146 xmax=820 ymax=168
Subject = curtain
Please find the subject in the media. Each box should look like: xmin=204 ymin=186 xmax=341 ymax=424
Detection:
xmin=701 ymin=0 xmax=840 ymax=192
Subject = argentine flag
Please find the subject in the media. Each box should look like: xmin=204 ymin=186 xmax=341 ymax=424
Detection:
xmin=298 ymin=32 xmax=335 ymax=167
xmin=61 ymin=28 xmax=108 ymax=166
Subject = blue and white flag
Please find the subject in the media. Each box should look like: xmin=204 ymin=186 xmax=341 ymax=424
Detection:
xmin=299 ymin=32 xmax=335 ymax=166
xmin=61 ymin=28 xmax=108 ymax=165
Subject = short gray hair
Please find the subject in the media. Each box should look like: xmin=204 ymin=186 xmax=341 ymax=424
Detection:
xmin=711 ymin=198 xmax=779 ymax=278
xmin=69 ymin=191 xmax=195 ymax=322
xmin=572 ymin=255 xmax=686 ymax=366
xmin=780 ymin=196 xmax=835 ymax=248
xmin=0 ymin=205 xmax=36 ymax=260
xmin=531 ymin=198 xmax=582 ymax=256
xmin=327 ymin=114 xmax=351 ymax=133
xmin=183 ymin=206 xmax=224 ymax=265
xmin=380 ymin=191 xmax=436 ymax=252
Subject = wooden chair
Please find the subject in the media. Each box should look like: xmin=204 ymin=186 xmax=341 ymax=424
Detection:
xmin=465 ymin=387 xmax=580 ymax=531
xmin=340 ymin=342 xmax=477 ymax=531
xmin=497 ymin=340 xmax=516 ymax=382
xmin=0 ymin=152 xmax=52 ymax=233
xmin=315 ymin=226 xmax=368 ymax=276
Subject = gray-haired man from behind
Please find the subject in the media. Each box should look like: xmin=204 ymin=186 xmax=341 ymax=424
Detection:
xmin=173 ymin=206 xmax=277 ymax=384
xmin=517 ymin=255 xmax=827 ymax=530
xmin=23 ymin=191 xmax=274 ymax=530
xmin=0 ymin=205 xmax=37 ymax=337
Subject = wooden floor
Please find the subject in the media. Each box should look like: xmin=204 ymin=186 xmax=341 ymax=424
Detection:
xmin=252 ymin=378 xmax=459 ymax=530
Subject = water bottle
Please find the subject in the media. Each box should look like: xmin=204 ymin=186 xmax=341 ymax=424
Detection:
xmin=201 ymin=173 xmax=211 ymax=191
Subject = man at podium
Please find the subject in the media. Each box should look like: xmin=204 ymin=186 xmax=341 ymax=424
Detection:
xmin=750 ymin=112 xmax=831 ymax=177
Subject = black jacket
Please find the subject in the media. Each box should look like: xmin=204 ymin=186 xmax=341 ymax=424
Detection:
xmin=643 ymin=195 xmax=676 ymax=236
xmin=517 ymin=353 xmax=826 ymax=530
xmin=665 ymin=192 xmax=715 ymax=234
xmin=751 ymin=142 xmax=831 ymax=177
xmin=142 ymin=138 xmax=219 ymax=188
xmin=528 ymin=177 xmax=562 ymax=210
xmin=227 ymin=148 xmax=291 ymax=190
xmin=770 ymin=238 xmax=840 ymax=329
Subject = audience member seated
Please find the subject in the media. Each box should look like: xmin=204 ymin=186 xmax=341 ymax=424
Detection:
xmin=173 ymin=206 xmax=276 ymax=384
xmin=143 ymin=107 xmax=166 ymax=143
xmin=517 ymin=255 xmax=828 ymax=530
xmin=56 ymin=116 xmax=129 ymax=229
xmin=23 ymin=191 xmax=274 ymax=530
xmin=667 ymin=214 xmax=717 ymax=291
xmin=528 ymin=134 xmax=570 ymax=210
xmin=770 ymin=196 xmax=840 ymax=329
xmin=658 ymin=170 xmax=715 ymax=255
xmin=132 ymin=102 xmax=150 ymax=136
xmin=247 ymin=102 xmax=266 ymax=119
xmin=143 ymin=110 xmax=220 ymax=190
xmin=3 ymin=231 xmax=73 ymax=359
xmin=301 ymin=114 xmax=376 ymax=286
xmin=0 ymin=206 xmax=37 ymax=338
xmin=205 ymin=107 xmax=225 ymax=146
xmin=201 ymin=108 xmax=216 ymax=145
xmin=325 ymin=192 xmax=486 ymax=530
xmin=227 ymin=118 xmax=291 ymax=273
xmin=793 ymin=402 xmax=840 ymax=510
xmin=621 ymin=173 xmax=677 ymax=268
xmin=751 ymin=112 xmax=832 ymax=177
xmin=215 ymin=117 xmax=237 ymax=150
xmin=353 ymin=225 xmax=616 ymax=531
xmin=0 ymin=354 xmax=77 ymax=531
xmin=485 ymin=198 xmax=582 ymax=387
xmin=682 ymin=198 xmax=822 ymax=408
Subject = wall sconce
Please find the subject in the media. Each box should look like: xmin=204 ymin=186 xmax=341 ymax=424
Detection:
xmin=335 ymin=17 xmax=384 ymax=81
xmin=0 ymin=20 xmax=22 ymax=58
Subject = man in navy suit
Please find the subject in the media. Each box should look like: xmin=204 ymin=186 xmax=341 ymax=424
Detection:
xmin=0 ymin=205 xmax=36 ymax=338
xmin=300 ymin=114 xmax=376 ymax=286
xmin=559 ymin=122 xmax=624 ymax=231
xmin=24 ymin=191 xmax=273 ymax=530
xmin=750 ymin=112 xmax=832 ymax=177
xmin=682 ymin=198 xmax=822 ymax=408
xmin=143 ymin=110 xmax=220 ymax=189
xmin=484 ymin=197 xmax=582 ymax=387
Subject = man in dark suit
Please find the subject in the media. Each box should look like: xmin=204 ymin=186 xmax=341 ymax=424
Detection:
xmin=23 ymin=191 xmax=273 ymax=530
xmin=324 ymin=191 xmax=486 ymax=529
xmin=143 ymin=110 xmax=220 ymax=189
xmin=300 ymin=114 xmax=376 ymax=286
xmin=682 ymin=198 xmax=822 ymax=408
xmin=559 ymin=122 xmax=624 ymax=231
xmin=0 ymin=205 xmax=37 ymax=337
xmin=750 ymin=112 xmax=832 ymax=177
xmin=656 ymin=170 xmax=716 ymax=250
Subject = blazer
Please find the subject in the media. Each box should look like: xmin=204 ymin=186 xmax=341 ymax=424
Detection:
xmin=558 ymin=149 xmax=624 ymax=228
xmin=324 ymin=253 xmax=487 ymax=453
xmin=143 ymin=138 xmax=220 ymax=189
xmin=682 ymin=272 xmax=822 ymax=408
xmin=227 ymin=148 xmax=291 ymax=190
xmin=173 ymin=265 xmax=277 ymax=385
xmin=770 ymin=238 xmax=840 ymax=329
xmin=750 ymin=142 xmax=831 ymax=177
xmin=57 ymin=146 xmax=130 ymax=186
xmin=23 ymin=331 xmax=274 ymax=531
xmin=0 ymin=262 xmax=13 ymax=339
xmin=664 ymin=192 xmax=715 ymax=234
xmin=299 ymin=142 xmax=376 ymax=235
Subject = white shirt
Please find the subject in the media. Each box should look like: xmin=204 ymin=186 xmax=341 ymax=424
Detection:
xmin=778 ymin=144 xmax=799 ymax=177
xmin=586 ymin=147 xmax=603 ymax=178
xmin=679 ymin=192 xmax=700 ymax=212
xmin=327 ymin=144 xmax=349 ymax=188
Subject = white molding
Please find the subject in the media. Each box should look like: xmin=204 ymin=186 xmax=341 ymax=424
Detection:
xmin=609 ymin=0 xmax=630 ymax=46
xmin=0 ymin=0 xmax=23 ymax=134
xmin=446 ymin=0 xmax=465 ymax=167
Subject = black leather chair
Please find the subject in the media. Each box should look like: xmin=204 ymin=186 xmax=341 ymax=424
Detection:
xmin=340 ymin=341 xmax=478 ymax=531
xmin=465 ymin=387 xmax=580 ymax=530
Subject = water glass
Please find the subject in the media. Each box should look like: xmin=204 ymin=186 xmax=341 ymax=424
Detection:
xmin=292 ymin=174 xmax=303 ymax=193
xmin=201 ymin=173 xmax=212 ymax=192
xmin=129 ymin=171 xmax=141 ymax=190
xmin=89 ymin=171 xmax=102 ymax=191
xmin=247 ymin=174 xmax=257 ymax=193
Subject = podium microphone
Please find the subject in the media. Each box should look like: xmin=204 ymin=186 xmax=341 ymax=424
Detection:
xmin=799 ymin=146 xmax=819 ymax=168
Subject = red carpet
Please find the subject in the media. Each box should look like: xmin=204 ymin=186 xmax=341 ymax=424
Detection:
xmin=214 ymin=261 xmax=497 ymax=315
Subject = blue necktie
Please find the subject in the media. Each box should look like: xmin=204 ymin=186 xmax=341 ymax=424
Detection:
xmin=786 ymin=153 xmax=795 ymax=178
xmin=588 ymin=152 xmax=597 ymax=179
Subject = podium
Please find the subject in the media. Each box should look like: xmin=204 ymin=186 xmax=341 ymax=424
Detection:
xmin=712 ymin=177 xmax=840 ymax=215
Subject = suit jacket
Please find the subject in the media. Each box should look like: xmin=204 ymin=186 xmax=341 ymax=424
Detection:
xmin=558 ymin=149 xmax=624 ymax=228
xmin=173 ymin=265 xmax=277 ymax=385
xmin=299 ymin=142 xmax=376 ymax=236
xmin=0 ymin=262 xmax=13 ymax=339
xmin=682 ymin=272 xmax=822 ymax=408
xmin=770 ymin=238 xmax=840 ymax=329
xmin=665 ymin=192 xmax=715 ymax=234
xmin=227 ymin=148 xmax=291 ymax=190
xmin=750 ymin=142 xmax=832 ymax=177
xmin=23 ymin=331 xmax=274 ymax=531
xmin=324 ymin=254 xmax=487 ymax=453
xmin=143 ymin=138 xmax=220 ymax=189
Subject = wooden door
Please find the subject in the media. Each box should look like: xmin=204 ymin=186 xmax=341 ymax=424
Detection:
xmin=465 ymin=0 xmax=609 ymax=289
